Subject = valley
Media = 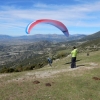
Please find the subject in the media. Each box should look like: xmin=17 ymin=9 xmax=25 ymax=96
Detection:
xmin=0 ymin=31 xmax=100 ymax=71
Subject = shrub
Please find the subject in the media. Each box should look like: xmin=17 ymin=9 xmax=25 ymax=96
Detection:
xmin=14 ymin=65 xmax=23 ymax=72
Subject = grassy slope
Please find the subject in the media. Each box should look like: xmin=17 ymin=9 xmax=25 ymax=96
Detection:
xmin=0 ymin=50 xmax=100 ymax=100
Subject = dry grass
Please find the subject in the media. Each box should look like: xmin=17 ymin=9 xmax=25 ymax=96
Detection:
xmin=0 ymin=50 xmax=100 ymax=100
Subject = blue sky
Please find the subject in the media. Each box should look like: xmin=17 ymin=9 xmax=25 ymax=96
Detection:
xmin=0 ymin=0 xmax=100 ymax=36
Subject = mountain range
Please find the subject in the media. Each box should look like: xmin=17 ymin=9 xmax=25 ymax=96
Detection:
xmin=0 ymin=34 xmax=86 ymax=44
xmin=0 ymin=31 xmax=100 ymax=44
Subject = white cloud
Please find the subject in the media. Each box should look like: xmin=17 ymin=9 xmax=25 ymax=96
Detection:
xmin=0 ymin=0 xmax=100 ymax=35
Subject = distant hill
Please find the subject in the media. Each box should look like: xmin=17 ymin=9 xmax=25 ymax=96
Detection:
xmin=78 ymin=31 xmax=100 ymax=41
xmin=78 ymin=38 xmax=100 ymax=48
xmin=0 ymin=35 xmax=13 ymax=40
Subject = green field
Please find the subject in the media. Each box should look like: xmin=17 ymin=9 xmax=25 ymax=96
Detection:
xmin=0 ymin=50 xmax=100 ymax=100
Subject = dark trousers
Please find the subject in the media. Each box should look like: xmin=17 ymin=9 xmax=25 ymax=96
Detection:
xmin=71 ymin=57 xmax=76 ymax=68
xmin=48 ymin=60 xmax=52 ymax=66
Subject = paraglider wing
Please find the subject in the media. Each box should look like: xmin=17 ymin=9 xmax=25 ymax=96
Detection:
xmin=26 ymin=19 xmax=69 ymax=37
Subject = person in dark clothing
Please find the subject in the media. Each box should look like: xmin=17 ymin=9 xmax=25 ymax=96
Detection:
xmin=47 ymin=57 xmax=52 ymax=66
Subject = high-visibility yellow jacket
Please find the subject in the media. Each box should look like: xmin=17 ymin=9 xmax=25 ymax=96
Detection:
xmin=71 ymin=49 xmax=78 ymax=57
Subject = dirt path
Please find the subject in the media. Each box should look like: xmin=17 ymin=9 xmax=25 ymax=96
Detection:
xmin=0 ymin=62 xmax=99 ymax=84
xmin=26 ymin=64 xmax=98 ymax=79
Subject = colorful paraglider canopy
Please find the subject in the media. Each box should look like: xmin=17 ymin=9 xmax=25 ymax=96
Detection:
xmin=26 ymin=19 xmax=69 ymax=37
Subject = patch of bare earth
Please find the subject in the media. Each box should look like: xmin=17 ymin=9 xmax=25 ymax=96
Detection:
xmin=0 ymin=73 xmax=10 ymax=78
xmin=1 ymin=62 xmax=99 ymax=84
